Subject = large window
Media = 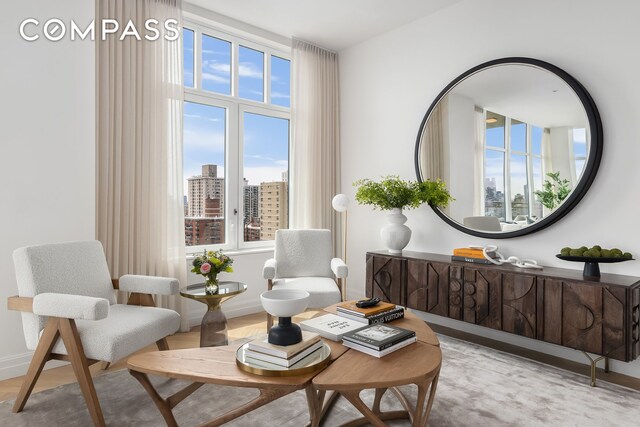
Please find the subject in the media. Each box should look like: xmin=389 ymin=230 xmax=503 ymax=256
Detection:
xmin=484 ymin=111 xmax=543 ymax=221
xmin=182 ymin=22 xmax=290 ymax=251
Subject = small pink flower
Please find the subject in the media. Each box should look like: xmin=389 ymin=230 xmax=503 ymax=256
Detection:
xmin=200 ymin=263 xmax=212 ymax=274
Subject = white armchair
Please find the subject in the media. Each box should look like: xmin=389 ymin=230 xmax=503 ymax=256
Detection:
xmin=263 ymin=229 xmax=347 ymax=328
xmin=8 ymin=240 xmax=181 ymax=427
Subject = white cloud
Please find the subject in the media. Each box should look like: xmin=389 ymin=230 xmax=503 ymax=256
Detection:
xmin=243 ymin=165 xmax=288 ymax=186
xmin=239 ymin=63 xmax=263 ymax=79
xmin=206 ymin=62 xmax=230 ymax=73
xmin=183 ymin=129 xmax=224 ymax=152
xmin=202 ymin=73 xmax=230 ymax=84
xmin=271 ymin=91 xmax=290 ymax=99
xmin=184 ymin=113 xmax=201 ymax=119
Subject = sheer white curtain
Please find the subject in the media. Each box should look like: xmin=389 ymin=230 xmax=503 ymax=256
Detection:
xmin=419 ymin=98 xmax=447 ymax=182
xmin=290 ymin=39 xmax=342 ymax=255
xmin=473 ymin=106 xmax=486 ymax=216
xmin=96 ymin=0 xmax=188 ymax=331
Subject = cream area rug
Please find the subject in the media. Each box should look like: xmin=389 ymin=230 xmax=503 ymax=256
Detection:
xmin=1 ymin=334 xmax=638 ymax=426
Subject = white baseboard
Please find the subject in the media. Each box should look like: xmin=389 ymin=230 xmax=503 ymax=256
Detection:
xmin=0 ymin=351 xmax=68 ymax=381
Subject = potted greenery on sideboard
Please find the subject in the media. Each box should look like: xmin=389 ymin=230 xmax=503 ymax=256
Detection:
xmin=354 ymin=175 xmax=453 ymax=253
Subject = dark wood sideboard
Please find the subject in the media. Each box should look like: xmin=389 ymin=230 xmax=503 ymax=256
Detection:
xmin=366 ymin=251 xmax=640 ymax=364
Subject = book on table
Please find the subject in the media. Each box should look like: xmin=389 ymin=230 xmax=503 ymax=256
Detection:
xmin=336 ymin=305 xmax=405 ymax=324
xmin=336 ymin=300 xmax=396 ymax=317
xmin=342 ymin=335 xmax=417 ymax=358
xmin=341 ymin=323 xmax=416 ymax=351
xmin=244 ymin=340 xmax=325 ymax=367
xmin=452 ymin=247 xmax=497 ymax=259
xmin=244 ymin=341 xmax=327 ymax=369
xmin=299 ymin=313 xmax=365 ymax=341
xmin=247 ymin=331 xmax=321 ymax=359
xmin=451 ymin=255 xmax=496 ymax=265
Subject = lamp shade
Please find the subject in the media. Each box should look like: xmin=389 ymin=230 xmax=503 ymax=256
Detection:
xmin=332 ymin=194 xmax=349 ymax=212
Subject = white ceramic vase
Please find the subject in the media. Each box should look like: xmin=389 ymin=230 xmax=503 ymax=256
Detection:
xmin=380 ymin=208 xmax=411 ymax=254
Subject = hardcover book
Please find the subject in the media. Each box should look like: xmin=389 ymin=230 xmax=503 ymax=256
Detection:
xmin=244 ymin=340 xmax=324 ymax=367
xmin=451 ymin=255 xmax=495 ymax=265
xmin=336 ymin=306 xmax=404 ymax=324
xmin=247 ymin=331 xmax=321 ymax=359
xmin=336 ymin=300 xmax=396 ymax=317
xmin=299 ymin=314 xmax=365 ymax=341
xmin=453 ymin=248 xmax=497 ymax=259
xmin=342 ymin=336 xmax=417 ymax=358
xmin=341 ymin=324 xmax=415 ymax=351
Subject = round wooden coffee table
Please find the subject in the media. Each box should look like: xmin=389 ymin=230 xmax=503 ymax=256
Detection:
xmin=127 ymin=306 xmax=441 ymax=426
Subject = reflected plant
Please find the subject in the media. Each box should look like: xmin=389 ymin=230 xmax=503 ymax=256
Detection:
xmin=534 ymin=172 xmax=571 ymax=210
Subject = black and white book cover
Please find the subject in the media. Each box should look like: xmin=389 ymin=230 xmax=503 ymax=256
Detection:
xmin=342 ymin=324 xmax=415 ymax=350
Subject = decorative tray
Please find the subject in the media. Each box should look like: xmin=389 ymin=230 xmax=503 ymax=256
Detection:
xmin=235 ymin=342 xmax=331 ymax=377
xmin=555 ymin=255 xmax=633 ymax=277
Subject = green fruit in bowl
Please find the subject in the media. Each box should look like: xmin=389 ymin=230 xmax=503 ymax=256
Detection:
xmin=559 ymin=246 xmax=632 ymax=259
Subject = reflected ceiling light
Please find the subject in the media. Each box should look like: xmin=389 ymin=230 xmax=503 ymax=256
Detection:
xmin=486 ymin=117 xmax=498 ymax=124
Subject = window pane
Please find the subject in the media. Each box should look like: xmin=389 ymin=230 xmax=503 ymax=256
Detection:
xmin=485 ymin=111 xmax=505 ymax=148
xmin=239 ymin=46 xmax=264 ymax=101
xmin=271 ymin=56 xmax=290 ymax=107
xmin=202 ymin=34 xmax=231 ymax=95
xmin=183 ymin=28 xmax=194 ymax=88
xmin=184 ymin=102 xmax=226 ymax=246
xmin=531 ymin=126 xmax=542 ymax=155
xmin=531 ymin=157 xmax=543 ymax=219
xmin=510 ymin=154 xmax=529 ymax=219
xmin=484 ymin=150 xmax=505 ymax=220
xmin=242 ymin=112 xmax=289 ymax=242
xmin=511 ymin=119 xmax=526 ymax=152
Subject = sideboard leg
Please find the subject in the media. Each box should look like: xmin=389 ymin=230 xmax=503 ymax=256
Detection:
xmin=582 ymin=352 xmax=605 ymax=387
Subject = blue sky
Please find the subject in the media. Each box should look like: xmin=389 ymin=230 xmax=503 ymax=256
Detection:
xmin=182 ymin=28 xmax=291 ymax=193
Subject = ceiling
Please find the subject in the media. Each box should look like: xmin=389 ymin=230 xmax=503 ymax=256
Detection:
xmin=451 ymin=64 xmax=587 ymax=128
xmin=185 ymin=0 xmax=463 ymax=51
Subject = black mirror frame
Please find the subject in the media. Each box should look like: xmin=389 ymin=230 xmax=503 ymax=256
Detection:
xmin=415 ymin=57 xmax=603 ymax=239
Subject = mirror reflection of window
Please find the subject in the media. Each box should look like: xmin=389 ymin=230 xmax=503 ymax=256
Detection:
xmin=484 ymin=111 xmax=506 ymax=221
xmin=572 ymin=128 xmax=587 ymax=179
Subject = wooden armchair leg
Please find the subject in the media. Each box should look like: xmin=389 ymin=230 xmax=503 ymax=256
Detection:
xmin=59 ymin=318 xmax=106 ymax=427
xmin=156 ymin=338 xmax=169 ymax=351
xmin=13 ymin=318 xmax=61 ymax=413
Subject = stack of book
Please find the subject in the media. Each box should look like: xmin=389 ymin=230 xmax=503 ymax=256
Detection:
xmin=341 ymin=324 xmax=416 ymax=358
xmin=300 ymin=313 xmax=365 ymax=341
xmin=451 ymin=247 xmax=498 ymax=265
xmin=335 ymin=300 xmax=404 ymax=324
xmin=244 ymin=331 xmax=324 ymax=368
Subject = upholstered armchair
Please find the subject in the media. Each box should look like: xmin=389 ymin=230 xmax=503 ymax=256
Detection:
xmin=263 ymin=229 xmax=348 ymax=328
xmin=8 ymin=241 xmax=181 ymax=427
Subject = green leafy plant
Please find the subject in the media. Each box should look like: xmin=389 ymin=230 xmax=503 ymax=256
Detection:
xmin=534 ymin=171 xmax=571 ymax=210
xmin=353 ymin=175 xmax=453 ymax=210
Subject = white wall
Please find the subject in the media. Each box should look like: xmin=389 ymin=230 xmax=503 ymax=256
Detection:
xmin=340 ymin=0 xmax=640 ymax=377
xmin=0 ymin=1 xmax=96 ymax=379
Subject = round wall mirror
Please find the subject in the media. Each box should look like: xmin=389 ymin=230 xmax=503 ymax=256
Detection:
xmin=415 ymin=57 xmax=602 ymax=238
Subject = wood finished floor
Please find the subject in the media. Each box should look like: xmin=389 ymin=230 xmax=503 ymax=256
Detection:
xmin=1 ymin=310 xmax=639 ymax=402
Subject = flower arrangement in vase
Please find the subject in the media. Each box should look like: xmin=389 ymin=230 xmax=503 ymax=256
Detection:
xmin=191 ymin=250 xmax=234 ymax=294
xmin=353 ymin=175 xmax=453 ymax=254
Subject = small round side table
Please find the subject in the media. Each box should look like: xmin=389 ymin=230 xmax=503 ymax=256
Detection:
xmin=180 ymin=281 xmax=247 ymax=347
